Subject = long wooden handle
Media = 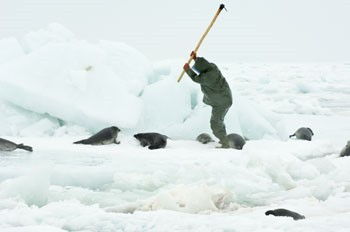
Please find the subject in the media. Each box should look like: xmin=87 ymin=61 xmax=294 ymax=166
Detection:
xmin=177 ymin=4 xmax=226 ymax=83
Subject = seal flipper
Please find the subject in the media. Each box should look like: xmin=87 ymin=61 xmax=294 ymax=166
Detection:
xmin=140 ymin=140 xmax=149 ymax=147
xmin=148 ymin=140 xmax=166 ymax=150
xmin=73 ymin=139 xmax=89 ymax=144
xmin=289 ymin=133 xmax=295 ymax=138
xmin=149 ymin=145 xmax=161 ymax=150
xmin=17 ymin=143 xmax=33 ymax=152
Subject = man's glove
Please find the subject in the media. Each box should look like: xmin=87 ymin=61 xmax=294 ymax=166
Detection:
xmin=190 ymin=51 xmax=197 ymax=60
xmin=183 ymin=63 xmax=190 ymax=71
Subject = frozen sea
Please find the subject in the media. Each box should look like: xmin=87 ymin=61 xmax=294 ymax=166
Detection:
xmin=1 ymin=25 xmax=350 ymax=232
xmin=1 ymin=114 xmax=350 ymax=232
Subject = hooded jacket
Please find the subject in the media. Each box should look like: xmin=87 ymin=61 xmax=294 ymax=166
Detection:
xmin=185 ymin=57 xmax=232 ymax=107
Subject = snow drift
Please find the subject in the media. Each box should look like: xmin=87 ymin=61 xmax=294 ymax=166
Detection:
xmin=0 ymin=23 xmax=285 ymax=139
xmin=0 ymin=24 xmax=151 ymax=132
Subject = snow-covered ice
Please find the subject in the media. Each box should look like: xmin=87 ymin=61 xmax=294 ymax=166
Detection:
xmin=1 ymin=117 xmax=350 ymax=232
xmin=1 ymin=24 xmax=350 ymax=231
xmin=0 ymin=24 xmax=287 ymax=139
xmin=0 ymin=24 xmax=152 ymax=131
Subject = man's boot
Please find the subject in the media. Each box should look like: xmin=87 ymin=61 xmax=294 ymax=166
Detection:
xmin=216 ymin=136 xmax=231 ymax=149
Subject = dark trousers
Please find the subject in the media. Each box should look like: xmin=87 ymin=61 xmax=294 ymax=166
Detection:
xmin=210 ymin=106 xmax=230 ymax=142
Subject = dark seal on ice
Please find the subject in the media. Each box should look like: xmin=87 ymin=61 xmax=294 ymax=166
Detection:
xmin=340 ymin=141 xmax=350 ymax=157
xmin=227 ymin=133 xmax=246 ymax=150
xmin=289 ymin=127 xmax=314 ymax=141
xmin=134 ymin=132 xmax=167 ymax=150
xmin=0 ymin=138 xmax=33 ymax=152
xmin=196 ymin=133 xmax=214 ymax=144
xmin=74 ymin=126 xmax=121 ymax=145
xmin=265 ymin=208 xmax=305 ymax=220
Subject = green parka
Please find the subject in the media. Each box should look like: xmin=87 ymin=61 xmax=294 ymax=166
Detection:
xmin=185 ymin=57 xmax=232 ymax=107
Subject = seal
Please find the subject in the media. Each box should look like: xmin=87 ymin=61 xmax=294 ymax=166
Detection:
xmin=196 ymin=133 xmax=214 ymax=144
xmin=0 ymin=138 xmax=33 ymax=152
xmin=227 ymin=133 xmax=245 ymax=150
xmin=134 ymin=132 xmax=167 ymax=150
xmin=340 ymin=141 xmax=350 ymax=157
xmin=265 ymin=208 xmax=305 ymax=220
xmin=289 ymin=127 xmax=314 ymax=141
xmin=74 ymin=126 xmax=121 ymax=145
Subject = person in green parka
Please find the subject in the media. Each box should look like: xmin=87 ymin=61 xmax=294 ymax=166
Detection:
xmin=183 ymin=51 xmax=233 ymax=148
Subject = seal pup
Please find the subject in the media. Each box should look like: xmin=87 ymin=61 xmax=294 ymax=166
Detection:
xmin=134 ymin=133 xmax=167 ymax=150
xmin=196 ymin=133 xmax=215 ymax=144
xmin=227 ymin=133 xmax=246 ymax=150
xmin=0 ymin=138 xmax=33 ymax=152
xmin=340 ymin=141 xmax=350 ymax=157
xmin=265 ymin=208 xmax=305 ymax=220
xmin=74 ymin=126 xmax=121 ymax=145
xmin=289 ymin=127 xmax=314 ymax=141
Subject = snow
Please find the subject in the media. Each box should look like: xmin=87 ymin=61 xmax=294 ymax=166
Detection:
xmin=0 ymin=24 xmax=286 ymax=140
xmin=0 ymin=122 xmax=350 ymax=231
xmin=0 ymin=37 xmax=24 ymax=64
xmin=1 ymin=24 xmax=350 ymax=231
xmin=21 ymin=23 xmax=75 ymax=53
xmin=0 ymin=24 xmax=151 ymax=131
xmin=223 ymin=63 xmax=350 ymax=115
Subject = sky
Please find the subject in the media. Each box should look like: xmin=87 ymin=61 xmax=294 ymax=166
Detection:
xmin=1 ymin=0 xmax=350 ymax=62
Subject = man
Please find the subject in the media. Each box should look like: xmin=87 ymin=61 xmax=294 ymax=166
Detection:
xmin=183 ymin=52 xmax=233 ymax=148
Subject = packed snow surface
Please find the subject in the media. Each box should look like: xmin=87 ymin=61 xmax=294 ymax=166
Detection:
xmin=1 ymin=115 xmax=350 ymax=232
xmin=1 ymin=24 xmax=350 ymax=231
